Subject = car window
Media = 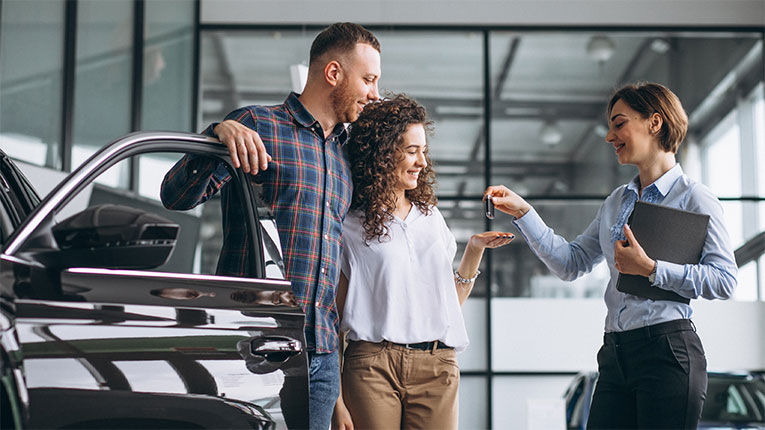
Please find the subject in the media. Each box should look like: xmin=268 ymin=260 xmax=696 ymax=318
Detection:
xmin=0 ymin=192 xmax=10 ymax=245
xmin=702 ymin=375 xmax=765 ymax=423
xmin=48 ymin=151 xmax=265 ymax=277
xmin=0 ymin=151 xmax=41 ymax=244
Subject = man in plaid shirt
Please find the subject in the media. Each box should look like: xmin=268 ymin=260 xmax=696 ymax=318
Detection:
xmin=160 ymin=23 xmax=380 ymax=430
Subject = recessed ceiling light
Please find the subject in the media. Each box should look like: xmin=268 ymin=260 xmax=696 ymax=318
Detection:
xmin=539 ymin=121 xmax=563 ymax=145
xmin=650 ymin=38 xmax=671 ymax=54
xmin=586 ymin=36 xmax=615 ymax=63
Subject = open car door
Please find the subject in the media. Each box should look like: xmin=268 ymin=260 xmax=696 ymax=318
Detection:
xmin=0 ymin=132 xmax=307 ymax=429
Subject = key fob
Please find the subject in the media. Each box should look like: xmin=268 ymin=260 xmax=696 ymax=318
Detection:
xmin=485 ymin=195 xmax=495 ymax=219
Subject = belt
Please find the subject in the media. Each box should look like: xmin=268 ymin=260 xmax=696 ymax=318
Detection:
xmin=604 ymin=319 xmax=694 ymax=345
xmin=388 ymin=340 xmax=453 ymax=351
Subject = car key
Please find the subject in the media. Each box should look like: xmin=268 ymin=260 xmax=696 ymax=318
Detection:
xmin=485 ymin=195 xmax=495 ymax=219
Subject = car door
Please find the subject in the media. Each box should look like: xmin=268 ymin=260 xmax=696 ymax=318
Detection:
xmin=0 ymin=132 xmax=307 ymax=429
xmin=0 ymin=149 xmax=41 ymax=430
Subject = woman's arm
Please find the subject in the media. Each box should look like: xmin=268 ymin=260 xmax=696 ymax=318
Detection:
xmin=653 ymin=189 xmax=737 ymax=299
xmin=455 ymin=232 xmax=514 ymax=305
xmin=613 ymin=186 xmax=737 ymax=300
xmin=332 ymin=273 xmax=354 ymax=430
xmin=484 ymin=185 xmax=605 ymax=281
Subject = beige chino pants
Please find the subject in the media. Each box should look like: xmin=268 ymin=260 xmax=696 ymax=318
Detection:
xmin=341 ymin=340 xmax=459 ymax=430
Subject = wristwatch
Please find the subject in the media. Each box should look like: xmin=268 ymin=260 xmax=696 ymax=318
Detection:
xmin=648 ymin=261 xmax=658 ymax=284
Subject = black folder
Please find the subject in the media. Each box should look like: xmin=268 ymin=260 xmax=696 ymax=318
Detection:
xmin=615 ymin=201 xmax=710 ymax=304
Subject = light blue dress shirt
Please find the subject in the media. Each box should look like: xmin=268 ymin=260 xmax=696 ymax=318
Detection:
xmin=513 ymin=164 xmax=738 ymax=332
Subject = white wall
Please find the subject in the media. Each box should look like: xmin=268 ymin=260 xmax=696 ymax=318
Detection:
xmin=493 ymin=374 xmax=572 ymax=430
xmin=201 ymin=0 xmax=765 ymax=26
xmin=490 ymin=298 xmax=765 ymax=372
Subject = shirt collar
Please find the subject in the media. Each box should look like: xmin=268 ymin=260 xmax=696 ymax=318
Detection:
xmin=624 ymin=163 xmax=683 ymax=197
xmin=284 ymin=92 xmax=348 ymax=141
xmin=285 ymin=92 xmax=315 ymax=128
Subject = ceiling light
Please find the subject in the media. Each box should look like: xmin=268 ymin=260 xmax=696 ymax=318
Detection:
xmin=593 ymin=124 xmax=608 ymax=138
xmin=435 ymin=105 xmax=483 ymax=116
xmin=586 ymin=36 xmax=615 ymax=63
xmin=650 ymin=38 xmax=671 ymax=54
xmin=539 ymin=121 xmax=562 ymax=145
xmin=552 ymin=180 xmax=570 ymax=193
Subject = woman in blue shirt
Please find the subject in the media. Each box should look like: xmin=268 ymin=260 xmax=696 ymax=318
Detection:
xmin=485 ymin=82 xmax=737 ymax=429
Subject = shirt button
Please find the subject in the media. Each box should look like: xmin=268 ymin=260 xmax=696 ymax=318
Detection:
xmin=320 ymin=267 xmax=325 ymax=274
xmin=326 ymin=202 xmax=330 ymax=207
xmin=315 ymin=303 xmax=320 ymax=307
xmin=324 ymin=234 xmax=329 ymax=240
xmin=192 ymin=169 xmax=198 ymax=175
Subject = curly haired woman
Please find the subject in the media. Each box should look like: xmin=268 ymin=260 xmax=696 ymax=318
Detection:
xmin=331 ymin=94 xmax=514 ymax=430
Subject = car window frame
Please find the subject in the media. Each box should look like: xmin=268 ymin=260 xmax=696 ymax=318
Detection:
xmin=3 ymin=132 xmax=267 ymax=279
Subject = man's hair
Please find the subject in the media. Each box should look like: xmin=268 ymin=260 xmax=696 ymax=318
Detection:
xmin=346 ymin=94 xmax=437 ymax=244
xmin=309 ymin=22 xmax=380 ymax=67
xmin=607 ymin=82 xmax=688 ymax=154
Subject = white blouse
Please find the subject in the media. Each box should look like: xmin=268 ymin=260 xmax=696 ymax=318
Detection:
xmin=340 ymin=205 xmax=469 ymax=353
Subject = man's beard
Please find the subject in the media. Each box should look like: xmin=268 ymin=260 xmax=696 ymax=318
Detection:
xmin=330 ymin=79 xmax=358 ymax=124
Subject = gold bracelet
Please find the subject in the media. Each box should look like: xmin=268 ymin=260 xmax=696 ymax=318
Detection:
xmin=454 ymin=269 xmax=481 ymax=284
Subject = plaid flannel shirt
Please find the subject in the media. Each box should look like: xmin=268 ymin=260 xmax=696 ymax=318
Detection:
xmin=160 ymin=93 xmax=352 ymax=353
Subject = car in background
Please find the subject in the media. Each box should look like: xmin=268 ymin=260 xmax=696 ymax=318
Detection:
xmin=564 ymin=370 xmax=765 ymax=430
xmin=0 ymin=132 xmax=307 ymax=429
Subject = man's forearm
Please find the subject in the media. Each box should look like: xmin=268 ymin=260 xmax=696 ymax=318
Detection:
xmin=160 ymin=154 xmax=226 ymax=210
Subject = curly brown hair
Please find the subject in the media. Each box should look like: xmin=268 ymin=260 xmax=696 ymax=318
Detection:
xmin=346 ymin=94 xmax=437 ymax=243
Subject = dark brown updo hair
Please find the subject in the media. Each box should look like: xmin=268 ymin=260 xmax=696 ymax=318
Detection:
xmin=346 ymin=94 xmax=437 ymax=243
xmin=607 ymin=82 xmax=688 ymax=154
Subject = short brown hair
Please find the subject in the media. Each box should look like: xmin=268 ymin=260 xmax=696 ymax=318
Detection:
xmin=607 ymin=82 xmax=688 ymax=154
xmin=309 ymin=22 xmax=380 ymax=67
xmin=346 ymin=94 xmax=437 ymax=244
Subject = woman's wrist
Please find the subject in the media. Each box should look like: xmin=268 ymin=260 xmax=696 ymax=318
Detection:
xmin=644 ymin=258 xmax=657 ymax=278
xmin=334 ymin=396 xmax=346 ymax=410
xmin=467 ymin=235 xmax=486 ymax=251
xmin=514 ymin=203 xmax=531 ymax=219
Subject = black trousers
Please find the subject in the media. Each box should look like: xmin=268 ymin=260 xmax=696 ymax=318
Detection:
xmin=587 ymin=319 xmax=707 ymax=430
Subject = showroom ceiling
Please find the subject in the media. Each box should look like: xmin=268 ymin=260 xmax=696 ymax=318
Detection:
xmin=199 ymin=29 xmax=763 ymax=199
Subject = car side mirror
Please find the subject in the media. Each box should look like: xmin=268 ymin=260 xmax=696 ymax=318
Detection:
xmin=47 ymin=204 xmax=179 ymax=269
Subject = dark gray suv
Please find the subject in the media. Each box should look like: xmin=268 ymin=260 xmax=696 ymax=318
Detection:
xmin=0 ymin=132 xmax=308 ymax=429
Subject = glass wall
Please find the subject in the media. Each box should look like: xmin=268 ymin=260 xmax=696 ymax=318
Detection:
xmin=2 ymin=8 xmax=763 ymax=427
xmin=0 ymin=0 xmax=65 ymax=168
xmin=199 ymin=28 xmax=764 ymax=301
xmin=702 ymin=82 xmax=765 ymax=301
xmin=137 ymin=0 xmax=196 ymax=201
xmin=198 ymin=26 xmax=764 ymax=428
xmin=141 ymin=0 xmax=194 ymax=133
xmin=0 ymin=0 xmax=196 ymax=194
xmin=71 ymin=0 xmax=134 ymax=188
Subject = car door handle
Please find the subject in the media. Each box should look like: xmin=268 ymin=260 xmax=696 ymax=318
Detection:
xmin=250 ymin=337 xmax=302 ymax=362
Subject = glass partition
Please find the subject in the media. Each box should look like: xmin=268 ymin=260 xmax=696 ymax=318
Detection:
xmin=0 ymin=0 xmax=65 ymax=168
xmin=71 ymin=0 xmax=134 ymax=186
xmin=141 ymin=0 xmax=195 ymax=132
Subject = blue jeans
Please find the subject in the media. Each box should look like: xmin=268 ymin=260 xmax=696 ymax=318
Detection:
xmin=309 ymin=350 xmax=340 ymax=430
